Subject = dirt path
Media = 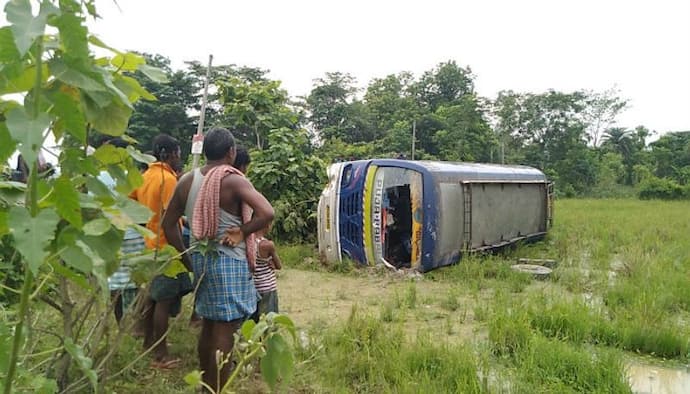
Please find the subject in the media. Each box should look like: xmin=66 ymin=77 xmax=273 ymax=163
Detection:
xmin=278 ymin=268 xmax=484 ymax=343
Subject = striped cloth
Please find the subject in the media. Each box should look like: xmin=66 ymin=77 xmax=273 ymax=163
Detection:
xmin=192 ymin=251 xmax=259 ymax=322
xmin=108 ymin=235 xmax=145 ymax=291
xmin=192 ymin=164 xmax=256 ymax=270
xmin=253 ymin=238 xmax=277 ymax=294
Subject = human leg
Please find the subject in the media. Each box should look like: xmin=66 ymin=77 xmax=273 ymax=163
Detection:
xmin=141 ymin=294 xmax=155 ymax=349
xmin=200 ymin=319 xmax=241 ymax=393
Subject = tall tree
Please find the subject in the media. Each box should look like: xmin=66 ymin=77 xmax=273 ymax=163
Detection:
xmin=581 ymin=88 xmax=628 ymax=147
xmin=217 ymin=76 xmax=298 ymax=149
xmin=305 ymin=72 xmax=374 ymax=143
xmin=126 ymin=54 xmax=200 ymax=158
xmin=649 ymin=130 xmax=690 ymax=183
xmin=413 ymin=61 xmax=475 ymax=111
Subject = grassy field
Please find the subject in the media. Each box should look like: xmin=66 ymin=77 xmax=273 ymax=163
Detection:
xmin=100 ymin=199 xmax=690 ymax=393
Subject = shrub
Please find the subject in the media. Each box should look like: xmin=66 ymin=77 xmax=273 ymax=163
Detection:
xmin=638 ymin=177 xmax=687 ymax=200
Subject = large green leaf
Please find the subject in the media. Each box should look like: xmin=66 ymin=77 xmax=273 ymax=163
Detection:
xmin=49 ymin=59 xmax=105 ymax=92
xmin=87 ymin=35 xmax=120 ymax=54
xmin=240 ymin=319 xmax=256 ymax=340
xmin=0 ymin=26 xmax=20 ymax=62
xmin=50 ymin=88 xmax=86 ymax=143
xmin=59 ymin=244 xmax=92 ymax=274
xmin=63 ymin=338 xmax=97 ymax=391
xmin=80 ymin=226 xmax=122 ymax=263
xmin=260 ymin=334 xmax=294 ymax=390
xmin=183 ymin=370 xmax=203 ymax=388
xmin=4 ymin=0 xmax=47 ymax=56
xmin=97 ymin=67 xmax=133 ymax=109
xmin=54 ymin=12 xmax=88 ymax=61
xmin=8 ymin=206 xmax=59 ymax=274
xmin=83 ymin=218 xmax=110 ymax=236
xmin=0 ymin=64 xmax=49 ymax=94
xmin=138 ymin=64 xmax=168 ymax=83
xmin=50 ymin=259 xmax=91 ymax=290
xmin=5 ymin=107 xmax=49 ymax=166
xmin=114 ymin=75 xmax=156 ymax=102
xmin=92 ymin=144 xmax=127 ymax=165
xmin=53 ymin=175 xmax=82 ymax=228
xmin=126 ymin=146 xmax=156 ymax=164
xmin=111 ymin=52 xmax=145 ymax=72
xmin=103 ymin=196 xmax=152 ymax=232
xmin=84 ymin=177 xmax=113 ymax=200
xmin=272 ymin=314 xmax=297 ymax=339
xmin=0 ymin=122 xmax=16 ymax=164
xmin=83 ymin=96 xmax=132 ymax=136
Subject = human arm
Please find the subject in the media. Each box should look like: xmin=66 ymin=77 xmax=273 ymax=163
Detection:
xmin=268 ymin=241 xmax=282 ymax=270
xmin=161 ymin=176 xmax=192 ymax=271
xmin=220 ymin=175 xmax=274 ymax=245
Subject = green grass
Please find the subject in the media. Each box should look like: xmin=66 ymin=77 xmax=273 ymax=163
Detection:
xmin=296 ymin=307 xmax=482 ymax=393
xmin=28 ymin=199 xmax=690 ymax=392
xmin=488 ymin=304 xmax=631 ymax=393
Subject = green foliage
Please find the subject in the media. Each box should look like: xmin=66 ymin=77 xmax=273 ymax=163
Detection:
xmin=250 ymin=128 xmax=326 ymax=242
xmin=184 ymin=313 xmax=296 ymax=393
xmin=0 ymin=1 xmax=163 ymax=391
xmin=638 ymin=176 xmax=689 ymax=200
xmin=125 ymin=53 xmax=199 ymax=160
xmin=309 ymin=308 xmax=482 ymax=393
xmin=649 ymin=131 xmax=690 ymax=183
xmin=217 ymin=75 xmax=297 ymax=149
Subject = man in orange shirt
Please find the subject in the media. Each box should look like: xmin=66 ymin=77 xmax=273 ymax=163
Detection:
xmin=130 ymin=134 xmax=192 ymax=369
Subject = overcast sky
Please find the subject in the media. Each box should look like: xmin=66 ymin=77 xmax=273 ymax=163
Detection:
xmin=88 ymin=0 xmax=690 ymax=135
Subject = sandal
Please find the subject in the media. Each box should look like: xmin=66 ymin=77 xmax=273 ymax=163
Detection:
xmin=151 ymin=358 xmax=181 ymax=370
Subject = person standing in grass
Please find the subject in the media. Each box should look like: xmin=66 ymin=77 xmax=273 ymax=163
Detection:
xmin=251 ymin=225 xmax=282 ymax=322
xmin=130 ymin=134 xmax=193 ymax=370
xmin=95 ymin=137 xmax=146 ymax=328
xmin=161 ymin=127 xmax=273 ymax=392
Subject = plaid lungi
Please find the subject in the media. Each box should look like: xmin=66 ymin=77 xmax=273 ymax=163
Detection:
xmin=108 ymin=234 xmax=144 ymax=291
xmin=192 ymin=251 xmax=259 ymax=322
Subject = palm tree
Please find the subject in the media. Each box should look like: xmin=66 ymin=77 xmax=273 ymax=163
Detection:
xmin=602 ymin=128 xmax=635 ymax=184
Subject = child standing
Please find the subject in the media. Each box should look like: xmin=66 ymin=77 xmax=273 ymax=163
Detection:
xmin=252 ymin=226 xmax=282 ymax=322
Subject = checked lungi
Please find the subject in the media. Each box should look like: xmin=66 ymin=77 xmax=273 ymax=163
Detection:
xmin=192 ymin=251 xmax=259 ymax=322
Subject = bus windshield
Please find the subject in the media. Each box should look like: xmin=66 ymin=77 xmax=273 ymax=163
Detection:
xmin=369 ymin=167 xmax=423 ymax=269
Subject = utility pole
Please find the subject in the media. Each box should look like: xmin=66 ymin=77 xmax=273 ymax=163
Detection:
xmin=191 ymin=54 xmax=213 ymax=170
xmin=411 ymin=120 xmax=416 ymax=160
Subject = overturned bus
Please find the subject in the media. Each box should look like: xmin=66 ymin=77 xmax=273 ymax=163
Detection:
xmin=317 ymin=159 xmax=553 ymax=273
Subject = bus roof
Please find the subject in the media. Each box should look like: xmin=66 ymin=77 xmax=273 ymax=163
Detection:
xmin=339 ymin=159 xmax=547 ymax=183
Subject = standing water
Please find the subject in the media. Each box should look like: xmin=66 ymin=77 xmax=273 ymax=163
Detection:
xmin=628 ymin=362 xmax=690 ymax=394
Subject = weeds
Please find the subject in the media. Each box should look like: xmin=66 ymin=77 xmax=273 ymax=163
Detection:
xmin=404 ymin=281 xmax=417 ymax=309
xmin=309 ymin=308 xmax=482 ymax=393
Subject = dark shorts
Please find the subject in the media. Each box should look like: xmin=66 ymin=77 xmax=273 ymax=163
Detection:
xmin=149 ymin=273 xmax=193 ymax=317
xmin=111 ymin=288 xmax=139 ymax=316
xmin=251 ymin=290 xmax=279 ymax=322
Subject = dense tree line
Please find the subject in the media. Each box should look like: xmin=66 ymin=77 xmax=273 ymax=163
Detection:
xmin=77 ymin=55 xmax=690 ymax=240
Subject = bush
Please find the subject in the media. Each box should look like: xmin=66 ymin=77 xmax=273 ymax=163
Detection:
xmin=637 ymin=176 xmax=688 ymax=200
xmin=251 ymin=128 xmax=327 ymax=242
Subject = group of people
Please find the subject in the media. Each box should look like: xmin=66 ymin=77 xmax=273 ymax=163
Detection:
xmin=104 ymin=128 xmax=281 ymax=392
